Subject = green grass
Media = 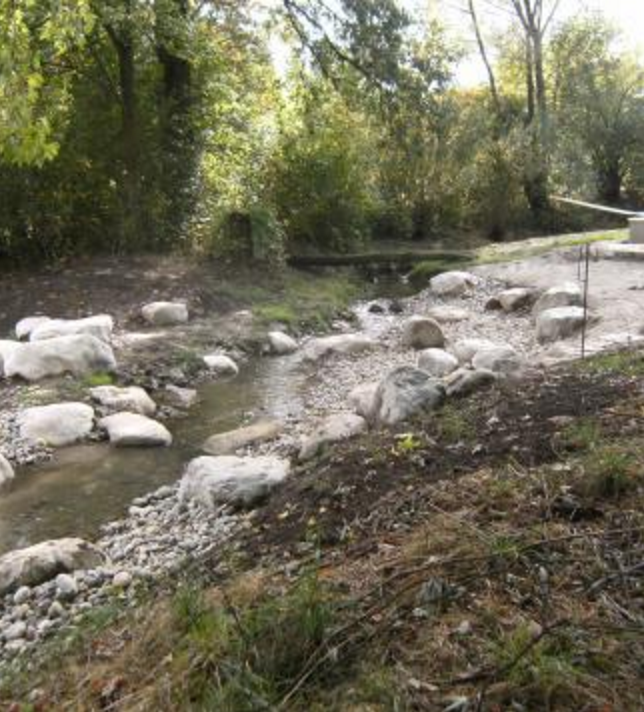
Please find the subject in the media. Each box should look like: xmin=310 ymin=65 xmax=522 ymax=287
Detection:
xmin=576 ymin=349 xmax=644 ymax=377
xmin=476 ymin=229 xmax=627 ymax=265
xmin=436 ymin=403 xmax=475 ymax=443
xmin=408 ymin=257 xmax=471 ymax=286
xmin=82 ymin=371 xmax=115 ymax=387
xmin=581 ymin=445 xmax=642 ymax=499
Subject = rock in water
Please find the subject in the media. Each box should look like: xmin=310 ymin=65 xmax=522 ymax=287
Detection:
xmin=299 ymin=413 xmax=367 ymax=460
xmin=0 ymin=340 xmax=20 ymax=378
xmin=472 ymin=345 xmax=523 ymax=375
xmin=402 ymin=316 xmax=445 ymax=350
xmin=141 ymin=301 xmax=189 ymax=326
xmin=0 ymin=453 xmax=14 ymax=487
xmin=532 ymin=282 xmax=582 ymax=315
xmin=429 ymin=271 xmax=477 ymax=297
xmin=267 ymin=331 xmax=298 ymax=355
xmin=348 ymin=382 xmax=379 ymax=421
xmin=100 ymin=412 xmax=172 ymax=447
xmin=373 ymin=366 xmax=445 ymax=425
xmin=165 ymin=384 xmax=198 ymax=409
xmin=3 ymin=334 xmax=117 ymax=381
xmin=417 ymin=348 xmax=459 ymax=377
xmin=90 ymin=385 xmax=157 ymax=416
xmin=30 ymin=315 xmax=114 ymax=343
xmin=203 ymin=354 xmax=239 ymax=376
xmin=180 ymin=455 xmax=290 ymax=509
xmin=203 ymin=420 xmax=283 ymax=455
xmin=445 ymin=368 xmax=496 ymax=397
xmin=19 ymin=403 xmax=95 ymax=447
xmin=0 ymin=538 xmax=104 ymax=595
xmin=15 ymin=316 xmax=51 ymax=341
xmin=536 ymin=306 xmax=587 ymax=343
xmin=303 ymin=333 xmax=377 ymax=361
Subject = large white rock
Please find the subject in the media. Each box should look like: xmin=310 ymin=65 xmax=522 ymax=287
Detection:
xmin=445 ymin=368 xmax=496 ymax=397
xmin=180 ymin=455 xmax=290 ymax=509
xmin=203 ymin=354 xmax=239 ymax=376
xmin=426 ymin=306 xmax=469 ymax=323
xmin=90 ymin=385 xmax=156 ymax=416
xmin=99 ymin=414 xmax=166 ymax=447
xmin=498 ymin=288 xmax=533 ymax=312
xmin=303 ymin=333 xmax=377 ymax=361
xmin=472 ymin=345 xmax=524 ymax=375
xmin=348 ymin=382 xmax=379 ymax=421
xmin=19 ymin=403 xmax=95 ymax=447
xmin=402 ymin=316 xmax=445 ymax=350
xmin=141 ymin=301 xmax=189 ymax=326
xmin=203 ymin=420 xmax=282 ymax=455
xmin=451 ymin=338 xmax=498 ymax=365
xmin=15 ymin=316 xmax=51 ymax=340
xmin=165 ymin=384 xmax=197 ymax=409
xmin=536 ymin=306 xmax=587 ymax=343
xmin=430 ymin=271 xmax=477 ymax=297
xmin=30 ymin=315 xmax=114 ymax=344
xmin=0 ymin=340 xmax=21 ymax=378
xmin=4 ymin=334 xmax=117 ymax=381
xmin=267 ymin=331 xmax=298 ymax=355
xmin=0 ymin=453 xmax=14 ymax=487
xmin=0 ymin=538 xmax=104 ymax=595
xmin=373 ymin=366 xmax=445 ymax=426
xmin=100 ymin=412 xmax=172 ymax=447
xmin=533 ymin=282 xmax=582 ymax=315
xmin=299 ymin=413 xmax=367 ymax=461
xmin=418 ymin=348 xmax=459 ymax=377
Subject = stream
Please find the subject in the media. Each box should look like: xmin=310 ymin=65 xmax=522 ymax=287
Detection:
xmin=0 ymin=280 xmax=412 ymax=557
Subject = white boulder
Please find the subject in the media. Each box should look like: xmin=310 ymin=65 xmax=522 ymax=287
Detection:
xmin=100 ymin=412 xmax=172 ymax=447
xmin=348 ymin=382 xmax=379 ymax=421
xmin=430 ymin=271 xmax=477 ymax=297
xmin=30 ymin=315 xmax=114 ymax=343
xmin=418 ymin=348 xmax=459 ymax=377
xmin=90 ymin=385 xmax=156 ymax=416
xmin=299 ymin=413 xmax=367 ymax=461
xmin=203 ymin=420 xmax=282 ymax=455
xmin=303 ymin=333 xmax=377 ymax=361
xmin=19 ymin=403 xmax=95 ymax=447
xmin=402 ymin=316 xmax=445 ymax=350
xmin=0 ymin=340 xmax=20 ymax=378
xmin=426 ymin=306 xmax=469 ymax=323
xmin=141 ymin=301 xmax=189 ymax=326
xmin=3 ymin=334 xmax=116 ymax=381
xmin=498 ymin=288 xmax=533 ymax=312
xmin=0 ymin=538 xmax=104 ymax=595
xmin=15 ymin=316 xmax=51 ymax=340
xmin=451 ymin=338 xmax=498 ymax=365
xmin=536 ymin=306 xmax=587 ymax=343
xmin=180 ymin=455 xmax=290 ymax=509
xmin=533 ymin=282 xmax=582 ymax=315
xmin=472 ymin=345 xmax=524 ymax=375
xmin=203 ymin=354 xmax=239 ymax=376
xmin=0 ymin=453 xmax=14 ymax=487
xmin=373 ymin=366 xmax=445 ymax=426
xmin=267 ymin=331 xmax=298 ymax=355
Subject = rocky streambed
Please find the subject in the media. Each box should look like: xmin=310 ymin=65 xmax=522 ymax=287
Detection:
xmin=2 ymin=243 xmax=644 ymax=666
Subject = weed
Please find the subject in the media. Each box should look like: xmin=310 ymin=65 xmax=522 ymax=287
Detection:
xmin=83 ymin=371 xmax=115 ymax=387
xmin=581 ymin=445 xmax=642 ymax=498
xmin=254 ymin=304 xmax=297 ymax=326
xmin=560 ymin=418 xmax=602 ymax=451
xmin=409 ymin=259 xmax=469 ymax=286
xmin=436 ymin=404 xmax=475 ymax=443
xmin=577 ymin=350 xmax=644 ymax=377
xmin=393 ymin=432 xmax=422 ymax=454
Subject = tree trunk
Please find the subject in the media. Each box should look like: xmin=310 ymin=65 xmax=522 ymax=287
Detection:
xmin=597 ymin=161 xmax=622 ymax=204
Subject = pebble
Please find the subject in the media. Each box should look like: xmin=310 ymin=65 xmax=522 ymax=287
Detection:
xmin=112 ymin=571 xmax=133 ymax=588
xmin=55 ymin=574 xmax=78 ymax=601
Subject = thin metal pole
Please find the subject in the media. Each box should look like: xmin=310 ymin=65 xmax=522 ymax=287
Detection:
xmin=581 ymin=243 xmax=590 ymax=359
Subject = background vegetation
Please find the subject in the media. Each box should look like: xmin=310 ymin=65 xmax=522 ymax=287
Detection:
xmin=1 ymin=0 xmax=643 ymax=264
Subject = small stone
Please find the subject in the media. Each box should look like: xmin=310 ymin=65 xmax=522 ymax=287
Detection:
xmin=47 ymin=601 xmax=65 ymax=618
xmin=3 ymin=621 xmax=27 ymax=641
xmin=13 ymin=586 xmax=31 ymax=605
xmin=112 ymin=571 xmax=133 ymax=588
xmin=55 ymin=573 xmax=78 ymax=600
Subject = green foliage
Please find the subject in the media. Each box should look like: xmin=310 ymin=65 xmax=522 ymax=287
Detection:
xmin=170 ymin=572 xmax=336 ymax=709
xmin=581 ymin=446 xmax=642 ymax=499
xmin=83 ymin=372 xmax=115 ymax=388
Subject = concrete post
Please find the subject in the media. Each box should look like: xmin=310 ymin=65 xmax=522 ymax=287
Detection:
xmin=628 ymin=217 xmax=644 ymax=243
